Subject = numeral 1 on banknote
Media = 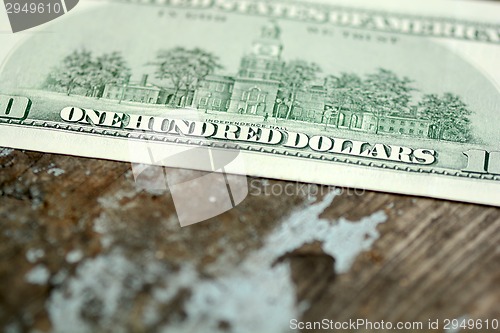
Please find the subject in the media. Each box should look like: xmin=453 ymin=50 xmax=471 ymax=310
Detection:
xmin=463 ymin=150 xmax=500 ymax=174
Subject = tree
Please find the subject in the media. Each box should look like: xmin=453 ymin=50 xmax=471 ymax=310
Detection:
xmin=149 ymin=47 xmax=223 ymax=106
xmin=325 ymin=72 xmax=362 ymax=90
xmin=419 ymin=93 xmax=473 ymax=142
xmin=279 ymin=60 xmax=321 ymax=119
xmin=90 ymin=51 xmax=131 ymax=97
xmin=361 ymin=68 xmax=416 ymax=133
xmin=363 ymin=68 xmax=415 ymax=114
xmin=45 ymin=50 xmax=130 ymax=97
xmin=324 ymin=73 xmax=364 ymax=126
xmin=49 ymin=49 xmax=94 ymax=95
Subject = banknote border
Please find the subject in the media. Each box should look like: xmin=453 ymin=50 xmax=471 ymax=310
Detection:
xmin=2 ymin=117 xmax=499 ymax=182
xmin=277 ymin=0 xmax=500 ymax=29
xmin=118 ymin=0 xmax=500 ymax=44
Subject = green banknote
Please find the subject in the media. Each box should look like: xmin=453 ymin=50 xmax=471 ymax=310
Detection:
xmin=0 ymin=0 xmax=499 ymax=205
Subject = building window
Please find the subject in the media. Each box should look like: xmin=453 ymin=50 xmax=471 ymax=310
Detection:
xmin=399 ymin=128 xmax=404 ymax=133
xmin=419 ymin=130 xmax=424 ymax=135
xmin=248 ymin=88 xmax=259 ymax=101
xmin=216 ymin=84 xmax=225 ymax=92
xmin=226 ymin=100 xmax=231 ymax=109
xmin=379 ymin=126 xmax=384 ymax=130
xmin=400 ymin=121 xmax=405 ymax=125
xmin=409 ymin=129 xmax=414 ymax=134
xmin=420 ymin=123 xmax=425 ymax=127
xmin=410 ymin=122 xmax=415 ymax=126
xmin=391 ymin=120 xmax=395 ymax=124
xmin=212 ymin=98 xmax=221 ymax=107
xmin=389 ymin=127 xmax=394 ymax=131
xmin=380 ymin=119 xmax=385 ymax=122
xmin=199 ymin=97 xmax=208 ymax=105
xmin=229 ymin=85 xmax=233 ymax=93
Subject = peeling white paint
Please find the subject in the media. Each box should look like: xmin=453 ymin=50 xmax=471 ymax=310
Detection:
xmin=50 ymin=269 xmax=69 ymax=286
xmin=47 ymin=190 xmax=387 ymax=333
xmin=47 ymin=168 xmax=65 ymax=177
xmin=93 ymin=188 xmax=140 ymax=248
xmin=26 ymin=264 xmax=50 ymax=285
xmin=93 ymin=214 xmax=114 ymax=249
xmin=0 ymin=148 xmax=13 ymax=157
xmin=66 ymin=250 xmax=84 ymax=264
xmin=163 ymin=191 xmax=386 ymax=332
xmin=26 ymin=248 xmax=45 ymax=263
xmin=48 ymin=250 xmax=170 ymax=333
xmin=96 ymin=188 xmax=137 ymax=211
xmin=4 ymin=322 xmax=21 ymax=333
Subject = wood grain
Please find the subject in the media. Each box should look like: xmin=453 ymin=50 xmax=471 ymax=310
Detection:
xmin=0 ymin=149 xmax=499 ymax=333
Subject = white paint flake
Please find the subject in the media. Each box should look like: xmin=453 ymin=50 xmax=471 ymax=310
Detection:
xmin=26 ymin=248 xmax=45 ymax=263
xmin=66 ymin=250 xmax=84 ymax=264
xmin=47 ymin=191 xmax=388 ymax=333
xmin=25 ymin=264 xmax=50 ymax=285
xmin=159 ymin=191 xmax=386 ymax=332
xmin=47 ymin=168 xmax=65 ymax=177
xmin=0 ymin=148 xmax=13 ymax=157
xmin=48 ymin=250 xmax=169 ymax=333
xmin=93 ymin=188 xmax=142 ymax=249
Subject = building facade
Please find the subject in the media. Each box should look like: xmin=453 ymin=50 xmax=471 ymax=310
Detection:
xmin=103 ymin=22 xmax=431 ymax=139
xmin=377 ymin=115 xmax=430 ymax=137
xmin=288 ymin=85 xmax=327 ymax=123
xmin=103 ymin=74 xmax=194 ymax=106
xmin=192 ymin=75 xmax=234 ymax=112
xmin=103 ymin=75 xmax=163 ymax=104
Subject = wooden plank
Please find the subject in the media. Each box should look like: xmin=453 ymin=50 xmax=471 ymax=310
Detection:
xmin=0 ymin=148 xmax=499 ymax=332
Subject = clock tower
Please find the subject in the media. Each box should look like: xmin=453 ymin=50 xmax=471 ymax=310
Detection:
xmin=238 ymin=21 xmax=284 ymax=80
xmin=228 ymin=21 xmax=284 ymax=115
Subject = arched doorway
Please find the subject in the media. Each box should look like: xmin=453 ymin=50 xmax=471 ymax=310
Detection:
xmin=351 ymin=114 xmax=362 ymax=129
xmin=165 ymin=94 xmax=174 ymax=105
xmin=428 ymin=124 xmax=439 ymax=139
xmin=276 ymin=104 xmax=288 ymax=118
xmin=338 ymin=113 xmax=347 ymax=127
xmin=179 ymin=96 xmax=186 ymax=107
xmin=291 ymin=106 xmax=303 ymax=120
xmin=242 ymin=87 xmax=266 ymax=114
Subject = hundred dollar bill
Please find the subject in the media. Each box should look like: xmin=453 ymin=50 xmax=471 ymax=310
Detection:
xmin=0 ymin=0 xmax=499 ymax=206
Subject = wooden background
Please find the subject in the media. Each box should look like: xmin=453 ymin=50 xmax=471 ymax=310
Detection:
xmin=0 ymin=148 xmax=499 ymax=332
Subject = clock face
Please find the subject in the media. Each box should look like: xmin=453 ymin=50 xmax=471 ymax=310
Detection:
xmin=259 ymin=45 xmax=273 ymax=55
xmin=254 ymin=44 xmax=278 ymax=56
